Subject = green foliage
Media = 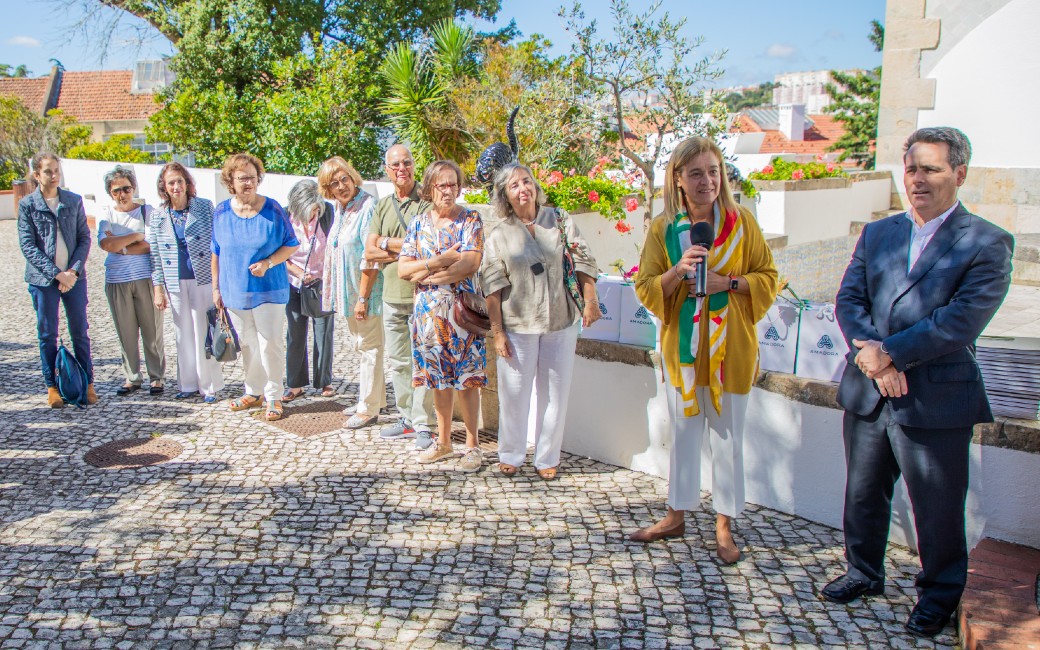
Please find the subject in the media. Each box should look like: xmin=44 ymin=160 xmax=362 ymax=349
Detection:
xmin=561 ymin=0 xmax=727 ymax=230
xmin=748 ymin=157 xmax=848 ymax=182
xmin=824 ymin=20 xmax=884 ymax=169
xmin=0 ymin=64 xmax=31 ymax=78
xmin=0 ymin=99 xmax=89 ymax=189
xmin=720 ymin=82 xmax=777 ymax=112
xmin=66 ymin=134 xmax=153 ymax=163
xmin=540 ymin=172 xmax=634 ymax=221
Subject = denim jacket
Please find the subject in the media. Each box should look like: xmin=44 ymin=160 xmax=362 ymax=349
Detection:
xmin=18 ymin=188 xmax=90 ymax=286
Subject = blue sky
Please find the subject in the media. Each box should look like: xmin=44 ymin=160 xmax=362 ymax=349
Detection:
xmin=1 ymin=0 xmax=884 ymax=87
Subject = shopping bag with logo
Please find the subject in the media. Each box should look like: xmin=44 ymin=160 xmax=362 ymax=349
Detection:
xmin=757 ymin=296 xmax=803 ymax=375
xmin=794 ymin=302 xmax=849 ymax=382
xmin=581 ymin=274 xmax=623 ymax=342
xmin=618 ymin=282 xmax=658 ymax=347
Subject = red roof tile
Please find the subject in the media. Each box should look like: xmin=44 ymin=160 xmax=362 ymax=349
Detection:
xmin=55 ymin=71 xmax=159 ymax=122
xmin=731 ymin=112 xmax=852 ymax=158
xmin=0 ymin=76 xmax=51 ymax=113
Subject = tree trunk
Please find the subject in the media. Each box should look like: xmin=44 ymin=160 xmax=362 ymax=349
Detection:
xmin=642 ymin=177 xmax=655 ymax=232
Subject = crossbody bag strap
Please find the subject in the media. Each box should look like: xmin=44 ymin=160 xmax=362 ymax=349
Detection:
xmin=391 ymin=195 xmax=409 ymax=232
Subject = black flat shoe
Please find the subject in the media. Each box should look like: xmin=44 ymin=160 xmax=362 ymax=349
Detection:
xmin=116 ymin=385 xmax=141 ymax=396
xmin=905 ymin=605 xmax=950 ymax=638
xmin=174 ymin=391 xmax=199 ymax=400
xmin=821 ymin=574 xmax=884 ymax=604
xmin=149 ymin=385 xmax=164 ymax=396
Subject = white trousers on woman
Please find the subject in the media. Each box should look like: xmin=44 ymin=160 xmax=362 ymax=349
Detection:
xmin=167 ymin=279 xmax=224 ymax=397
xmin=496 ymin=323 xmax=579 ymax=470
xmin=666 ymin=381 xmax=748 ymax=517
xmin=229 ymin=302 xmax=286 ymax=405
xmin=345 ymin=314 xmax=386 ymax=415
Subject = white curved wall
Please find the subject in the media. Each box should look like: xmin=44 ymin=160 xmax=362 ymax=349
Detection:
xmin=917 ymin=0 xmax=1040 ymax=168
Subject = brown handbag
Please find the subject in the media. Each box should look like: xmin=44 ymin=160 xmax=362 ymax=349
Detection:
xmin=451 ymin=290 xmax=490 ymax=336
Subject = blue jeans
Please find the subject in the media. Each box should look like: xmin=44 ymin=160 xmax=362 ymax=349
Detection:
xmin=28 ymin=280 xmax=94 ymax=388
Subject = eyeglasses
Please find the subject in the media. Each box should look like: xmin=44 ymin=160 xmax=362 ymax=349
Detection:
xmin=111 ymin=186 xmax=134 ymax=195
xmin=328 ymin=175 xmax=353 ymax=190
xmin=434 ymin=182 xmax=459 ymax=192
xmin=387 ymin=160 xmax=414 ymax=169
xmin=234 ymin=176 xmax=258 ymax=185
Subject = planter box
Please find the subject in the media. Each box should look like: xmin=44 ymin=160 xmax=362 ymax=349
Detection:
xmin=752 ymin=171 xmax=892 ymax=245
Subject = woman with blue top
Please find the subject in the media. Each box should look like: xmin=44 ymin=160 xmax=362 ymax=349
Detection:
xmin=150 ymin=161 xmax=224 ymax=403
xmin=17 ymin=152 xmax=97 ymax=408
xmin=211 ymin=153 xmax=300 ymax=421
xmin=282 ymin=179 xmax=336 ymax=402
xmin=98 ymin=164 xmax=165 ymax=396
xmin=318 ymin=156 xmax=386 ymax=429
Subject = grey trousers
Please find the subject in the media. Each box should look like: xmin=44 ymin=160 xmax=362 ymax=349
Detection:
xmin=285 ymin=286 xmax=335 ymax=390
xmin=105 ymin=278 xmax=166 ymax=385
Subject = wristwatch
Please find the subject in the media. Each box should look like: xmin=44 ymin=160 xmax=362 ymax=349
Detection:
xmin=729 ymin=276 xmax=739 ymax=292
xmin=880 ymin=341 xmax=890 ymax=355
xmin=358 ymin=296 xmax=368 ymax=304
xmin=379 ymin=237 xmax=389 ymax=251
xmin=266 ymin=259 xmax=274 ymax=270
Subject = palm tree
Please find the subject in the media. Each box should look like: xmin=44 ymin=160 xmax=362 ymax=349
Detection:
xmin=379 ymin=19 xmax=477 ymax=169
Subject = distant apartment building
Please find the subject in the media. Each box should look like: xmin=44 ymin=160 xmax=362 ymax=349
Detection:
xmin=772 ymin=69 xmax=861 ymax=115
xmin=0 ymin=60 xmax=173 ymax=161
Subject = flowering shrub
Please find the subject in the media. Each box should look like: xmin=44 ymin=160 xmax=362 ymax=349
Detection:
xmin=462 ymin=157 xmax=640 ymax=227
xmin=610 ymin=259 xmax=638 ymax=281
xmin=748 ymin=156 xmax=847 ymax=182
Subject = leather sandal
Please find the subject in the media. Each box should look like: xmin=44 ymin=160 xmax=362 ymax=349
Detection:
xmin=282 ymin=388 xmax=304 ymax=402
xmin=537 ymin=467 xmax=558 ymax=481
xmin=229 ymin=394 xmax=263 ymax=411
xmin=498 ymin=463 xmax=518 ymax=476
xmin=264 ymin=401 xmax=284 ymax=421
xmin=320 ymin=386 xmax=336 ymax=397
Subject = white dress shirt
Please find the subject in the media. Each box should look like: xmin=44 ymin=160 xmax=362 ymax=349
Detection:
xmin=906 ymin=201 xmax=959 ymax=272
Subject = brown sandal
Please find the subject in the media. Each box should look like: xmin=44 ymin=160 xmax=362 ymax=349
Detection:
xmin=320 ymin=386 xmax=336 ymax=397
xmin=498 ymin=463 xmax=518 ymax=476
xmin=537 ymin=467 xmax=558 ymax=481
xmin=264 ymin=401 xmax=284 ymax=421
xmin=229 ymin=394 xmax=263 ymax=411
xmin=282 ymin=388 xmax=304 ymax=402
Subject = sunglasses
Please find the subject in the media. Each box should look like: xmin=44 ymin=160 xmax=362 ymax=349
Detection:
xmin=111 ymin=186 xmax=134 ymax=195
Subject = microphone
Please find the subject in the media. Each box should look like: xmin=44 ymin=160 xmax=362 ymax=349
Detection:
xmin=690 ymin=221 xmax=714 ymax=298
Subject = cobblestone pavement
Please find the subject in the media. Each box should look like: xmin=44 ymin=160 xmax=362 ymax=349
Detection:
xmin=0 ymin=221 xmax=955 ymax=649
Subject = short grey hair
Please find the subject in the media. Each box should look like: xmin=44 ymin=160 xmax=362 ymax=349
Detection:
xmin=490 ymin=163 xmax=547 ymax=221
xmin=904 ymin=127 xmax=972 ymax=168
xmin=287 ymin=179 xmax=325 ymax=222
xmin=104 ymin=164 xmax=137 ymax=194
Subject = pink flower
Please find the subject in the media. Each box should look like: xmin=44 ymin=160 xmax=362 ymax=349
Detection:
xmin=624 ymin=264 xmax=639 ymax=279
xmin=569 ymin=168 xmax=576 ymax=176
xmin=547 ymin=170 xmax=564 ymax=185
xmin=791 ymin=169 xmax=805 ymax=180
xmin=761 ymin=165 xmax=774 ymax=175
xmin=815 ymin=154 xmax=825 ymax=162
xmin=615 ymin=221 xmax=632 ymax=234
xmin=625 ymin=197 xmax=638 ymax=212
xmin=826 ymin=163 xmax=836 ymax=173
xmin=587 ymin=190 xmax=600 ymax=203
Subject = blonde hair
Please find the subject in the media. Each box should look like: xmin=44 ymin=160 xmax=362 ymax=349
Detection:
xmin=317 ymin=156 xmax=363 ymax=200
xmin=662 ymin=137 xmax=738 ymax=219
xmin=419 ymin=160 xmax=463 ymax=202
xmin=220 ymin=153 xmax=265 ymax=194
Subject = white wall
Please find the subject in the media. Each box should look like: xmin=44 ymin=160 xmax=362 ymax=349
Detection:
xmin=564 ymin=355 xmax=1040 ymax=550
xmin=754 ymin=178 xmax=891 ymax=245
xmin=918 ymin=0 xmax=1040 ymax=168
xmin=57 ymin=158 xmax=391 ymax=216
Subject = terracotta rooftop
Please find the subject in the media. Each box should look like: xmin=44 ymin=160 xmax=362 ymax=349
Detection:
xmin=55 ymin=71 xmax=159 ymax=122
xmin=0 ymin=76 xmax=51 ymax=113
xmin=732 ymin=112 xmax=848 ymax=157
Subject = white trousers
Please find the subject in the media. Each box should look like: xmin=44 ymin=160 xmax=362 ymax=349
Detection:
xmin=167 ymin=279 xmax=224 ymax=397
xmin=667 ymin=383 xmax=748 ymax=517
xmin=345 ymin=314 xmax=386 ymax=415
xmin=229 ymin=302 xmax=287 ymax=404
xmin=496 ymin=324 xmax=579 ymax=470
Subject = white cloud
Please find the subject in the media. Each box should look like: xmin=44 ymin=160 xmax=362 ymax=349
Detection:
xmin=765 ymin=43 xmax=798 ymax=58
xmin=6 ymin=36 xmax=41 ymax=48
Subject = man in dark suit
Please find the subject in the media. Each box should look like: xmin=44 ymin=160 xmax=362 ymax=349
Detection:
xmin=821 ymin=127 xmax=1014 ymax=638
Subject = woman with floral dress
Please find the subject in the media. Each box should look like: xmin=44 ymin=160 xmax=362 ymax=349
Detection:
xmin=319 ymin=156 xmax=386 ymax=429
xmin=397 ymin=160 xmax=486 ymax=473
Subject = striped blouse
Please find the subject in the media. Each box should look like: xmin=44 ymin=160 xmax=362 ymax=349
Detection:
xmin=149 ymin=197 xmax=215 ymax=292
xmin=98 ymin=205 xmax=154 ymax=284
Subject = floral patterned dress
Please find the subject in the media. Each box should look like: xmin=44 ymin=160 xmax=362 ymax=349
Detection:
xmin=401 ymin=208 xmax=487 ymax=390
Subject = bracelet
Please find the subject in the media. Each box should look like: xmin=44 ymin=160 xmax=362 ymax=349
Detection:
xmin=673 ymin=265 xmax=683 ymax=281
xmin=424 ymin=260 xmax=431 ymax=272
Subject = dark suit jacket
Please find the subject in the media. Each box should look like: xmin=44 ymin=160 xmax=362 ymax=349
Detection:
xmin=835 ymin=203 xmax=1014 ymax=429
xmin=17 ymin=188 xmax=91 ymax=286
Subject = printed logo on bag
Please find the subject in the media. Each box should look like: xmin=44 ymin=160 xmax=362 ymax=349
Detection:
xmin=808 ymin=333 xmax=841 ymax=357
xmin=765 ymin=326 xmax=780 ymax=341
xmin=634 ymin=306 xmax=650 ymax=320
xmin=599 ymin=302 xmax=607 ymax=315
xmin=817 ymin=335 xmax=834 ymax=349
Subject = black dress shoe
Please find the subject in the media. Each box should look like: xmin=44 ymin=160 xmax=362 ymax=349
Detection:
xmin=905 ymin=605 xmax=950 ymax=638
xmin=149 ymin=385 xmax=164 ymax=396
xmin=116 ymin=385 xmax=141 ymax=396
xmin=821 ymin=574 xmax=884 ymax=604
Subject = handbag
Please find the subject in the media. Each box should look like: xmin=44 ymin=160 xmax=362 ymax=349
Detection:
xmin=55 ymin=340 xmax=89 ymax=408
xmin=205 ymin=306 xmax=240 ymax=363
xmin=554 ymin=209 xmax=586 ymax=311
xmin=451 ymin=289 xmax=490 ymax=336
xmin=299 ymin=227 xmax=334 ymax=319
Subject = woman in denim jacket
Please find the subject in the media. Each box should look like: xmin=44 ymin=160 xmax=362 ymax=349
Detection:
xmin=17 ymin=152 xmax=96 ymax=408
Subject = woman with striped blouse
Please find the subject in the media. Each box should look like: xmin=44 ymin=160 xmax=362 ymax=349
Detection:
xmin=149 ymin=162 xmax=225 ymax=403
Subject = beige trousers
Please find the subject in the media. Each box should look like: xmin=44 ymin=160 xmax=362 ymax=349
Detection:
xmin=105 ymin=278 xmax=165 ymax=385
